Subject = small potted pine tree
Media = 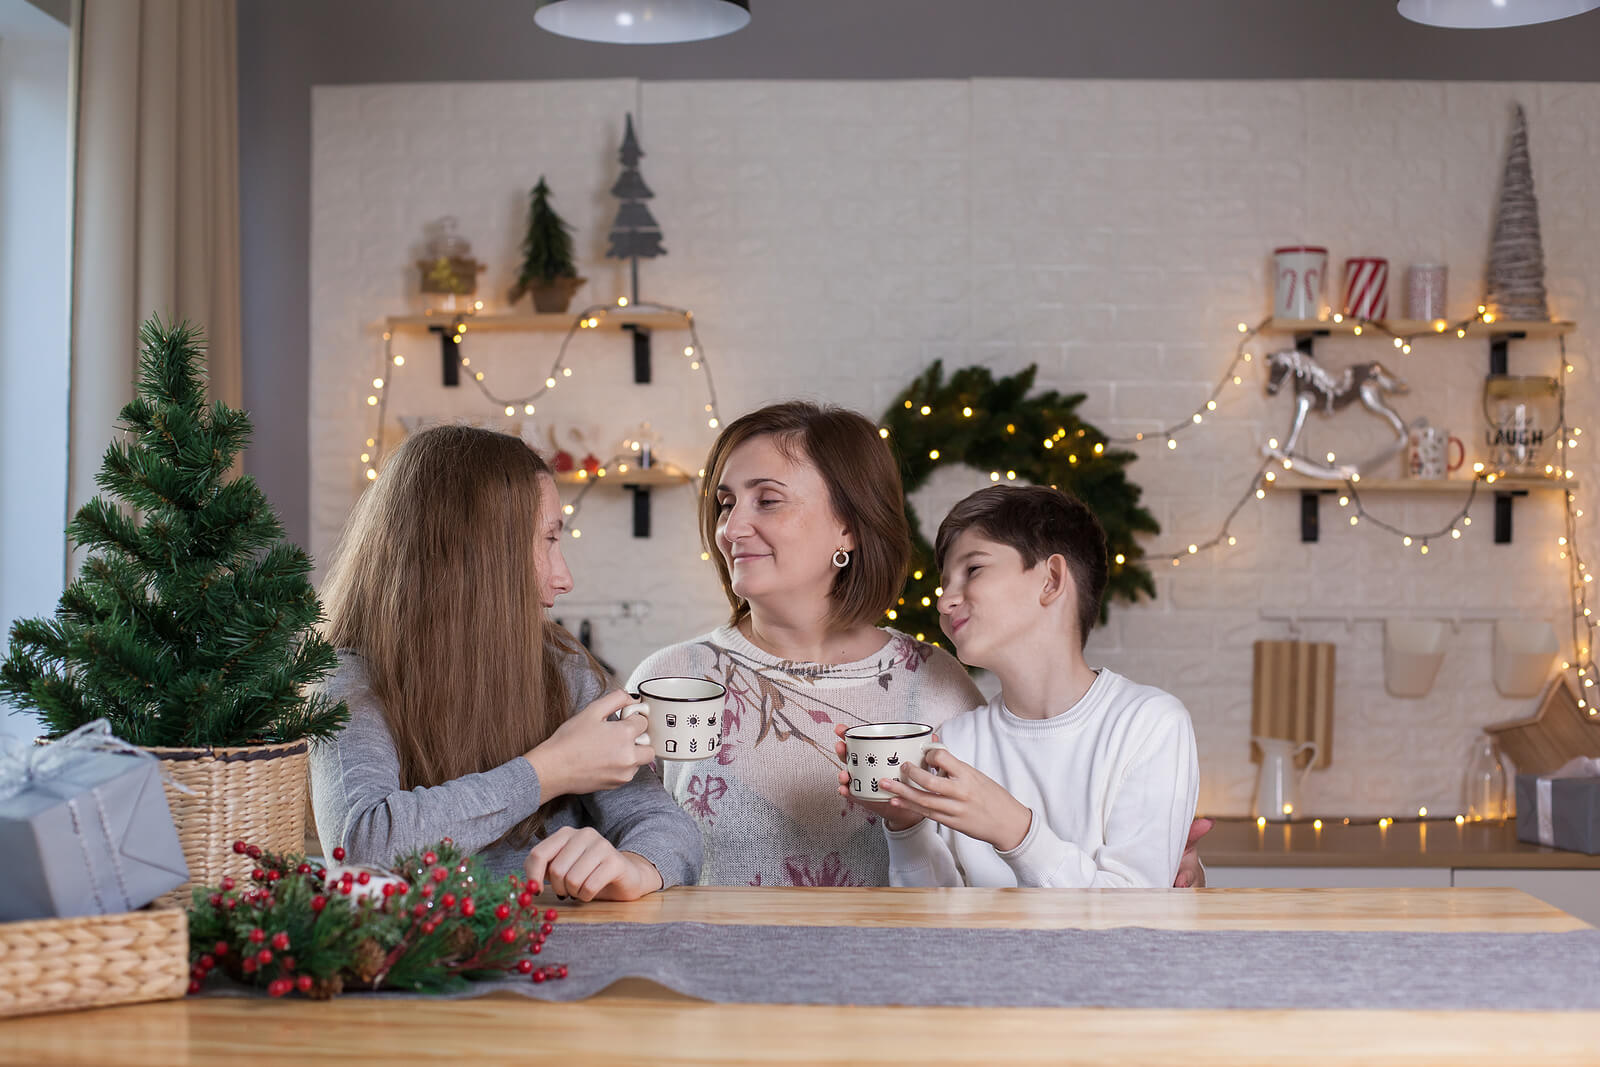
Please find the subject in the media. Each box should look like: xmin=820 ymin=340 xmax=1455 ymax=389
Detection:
xmin=508 ymin=177 xmax=586 ymax=313
xmin=1 ymin=318 xmax=348 ymax=906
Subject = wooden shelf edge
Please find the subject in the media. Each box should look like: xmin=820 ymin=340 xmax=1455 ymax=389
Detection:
xmin=382 ymin=310 xmax=688 ymax=333
xmin=1264 ymin=317 xmax=1576 ymax=338
xmin=556 ymin=467 xmax=693 ymax=488
xmin=1266 ymin=475 xmax=1578 ymax=493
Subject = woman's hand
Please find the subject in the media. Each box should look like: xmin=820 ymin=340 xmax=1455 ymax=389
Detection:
xmin=523 ymin=826 xmax=663 ymax=901
xmin=877 ymin=748 xmax=1033 ymax=853
xmin=832 ymin=724 xmax=922 ymax=831
xmin=525 ymin=689 xmax=653 ymax=801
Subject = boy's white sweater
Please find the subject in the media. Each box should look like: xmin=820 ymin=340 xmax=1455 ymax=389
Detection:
xmin=885 ymin=669 xmax=1199 ymax=888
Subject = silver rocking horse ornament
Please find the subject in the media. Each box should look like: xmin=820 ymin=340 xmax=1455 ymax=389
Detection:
xmin=1263 ymin=347 xmax=1412 ymax=480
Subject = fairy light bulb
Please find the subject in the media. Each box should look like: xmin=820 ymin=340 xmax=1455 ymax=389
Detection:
xmin=546 ymin=377 xmax=557 ymax=388
xmin=1237 ymin=322 xmax=1249 ymax=333
xmin=929 ymin=450 xmax=940 ymax=460
xmin=1114 ymin=553 xmax=1126 ymax=565
xmin=505 ymin=406 xmax=515 ymax=416
xmin=1167 ymin=438 xmax=1177 ymax=450
xmin=524 ymin=404 xmax=536 ymax=415
xmin=879 ymin=428 xmax=889 ymax=439
xmin=684 ymin=346 xmax=695 ymax=357
xmin=563 ymin=367 xmax=572 ymax=377
xmin=360 ymin=452 xmax=370 ymax=463
xmin=366 ymin=468 xmax=377 ymax=481
xmin=366 ymin=395 xmax=378 ymax=406
xmin=617 ymin=297 xmax=629 ymax=307
xmin=393 ymin=355 xmax=405 ymax=367
xmin=562 ymin=504 xmax=574 ymax=515
xmin=372 ymin=378 xmax=384 ymax=389
xmin=962 ymin=406 xmax=973 ymax=417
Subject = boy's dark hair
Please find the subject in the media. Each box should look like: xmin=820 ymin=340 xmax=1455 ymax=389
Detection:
xmin=934 ymin=485 xmax=1108 ymax=650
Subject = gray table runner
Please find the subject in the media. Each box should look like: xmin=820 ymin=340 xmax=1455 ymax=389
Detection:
xmin=470 ymin=923 xmax=1600 ymax=1010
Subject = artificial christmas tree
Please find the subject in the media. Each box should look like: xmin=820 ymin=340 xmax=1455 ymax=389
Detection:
xmin=508 ymin=177 xmax=585 ymax=313
xmin=1 ymin=317 xmax=347 ymax=904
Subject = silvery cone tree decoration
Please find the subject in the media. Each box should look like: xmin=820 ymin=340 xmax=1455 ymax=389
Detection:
xmin=1262 ymin=347 xmax=1413 ymax=480
xmin=1484 ymin=103 xmax=1549 ymax=322
xmin=606 ymin=113 xmax=666 ymax=303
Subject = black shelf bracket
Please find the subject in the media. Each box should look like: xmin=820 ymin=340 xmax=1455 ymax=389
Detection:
xmin=1493 ymin=490 xmax=1526 ymax=544
xmin=1488 ymin=331 xmax=1525 ymax=376
xmin=1294 ymin=330 xmax=1325 ymax=360
xmin=624 ymin=324 xmax=652 ymax=383
xmin=625 ymin=485 xmax=652 ymax=538
xmin=430 ymin=325 xmax=460 ymax=386
xmin=1299 ymin=488 xmax=1332 ymax=543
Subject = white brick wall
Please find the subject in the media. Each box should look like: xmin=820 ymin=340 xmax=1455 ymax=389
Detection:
xmin=310 ymin=79 xmax=1600 ymax=818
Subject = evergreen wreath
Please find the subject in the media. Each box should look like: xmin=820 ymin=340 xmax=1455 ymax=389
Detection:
xmin=0 ymin=318 xmax=347 ymax=746
xmin=881 ymin=362 xmax=1159 ymax=647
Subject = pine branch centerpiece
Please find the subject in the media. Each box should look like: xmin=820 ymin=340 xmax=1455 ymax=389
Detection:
xmin=187 ymin=839 xmax=567 ymax=998
xmin=1 ymin=317 xmax=348 ymax=903
xmin=508 ymin=177 xmax=586 ymax=313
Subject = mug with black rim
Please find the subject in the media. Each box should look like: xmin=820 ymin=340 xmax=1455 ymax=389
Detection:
xmin=841 ymin=722 xmax=947 ymax=802
xmin=625 ymin=676 xmax=727 ymax=761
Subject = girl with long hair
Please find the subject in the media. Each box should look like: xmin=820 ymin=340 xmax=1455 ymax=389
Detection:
xmin=311 ymin=425 xmax=700 ymax=900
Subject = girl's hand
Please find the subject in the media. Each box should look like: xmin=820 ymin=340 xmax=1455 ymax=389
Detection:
xmin=833 ymin=723 xmax=922 ymax=831
xmin=526 ymin=689 xmax=653 ymax=800
xmin=878 ymin=748 xmax=1033 ymax=852
xmin=523 ymin=826 xmax=663 ymax=901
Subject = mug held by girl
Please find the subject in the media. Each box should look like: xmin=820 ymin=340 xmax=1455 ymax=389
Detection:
xmin=625 ymin=677 xmax=726 ymax=761
xmin=842 ymin=722 xmax=947 ymax=801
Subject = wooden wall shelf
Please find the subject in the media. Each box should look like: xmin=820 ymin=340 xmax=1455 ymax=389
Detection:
xmin=1264 ymin=317 xmax=1575 ymax=339
xmin=383 ymin=310 xmax=688 ymax=333
xmin=556 ymin=465 xmax=693 ymax=538
xmin=1267 ymin=472 xmax=1575 ymax=545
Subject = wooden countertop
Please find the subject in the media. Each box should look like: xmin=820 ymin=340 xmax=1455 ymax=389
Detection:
xmin=1 ymin=887 xmax=1594 ymax=1065
xmin=1202 ymin=817 xmax=1600 ymax=869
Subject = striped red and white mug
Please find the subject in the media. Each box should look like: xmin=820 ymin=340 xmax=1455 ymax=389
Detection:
xmin=1342 ymin=257 xmax=1390 ymax=320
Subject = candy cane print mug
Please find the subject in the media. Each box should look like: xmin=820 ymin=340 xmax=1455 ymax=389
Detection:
xmin=841 ymin=722 xmax=947 ymax=801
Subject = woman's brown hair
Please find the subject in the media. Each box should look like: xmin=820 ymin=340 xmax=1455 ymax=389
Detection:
xmin=320 ymin=425 xmax=595 ymax=846
xmin=699 ymin=401 xmax=910 ymax=630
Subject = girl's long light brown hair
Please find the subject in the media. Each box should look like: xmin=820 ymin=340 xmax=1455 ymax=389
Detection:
xmin=320 ymin=425 xmax=591 ymax=846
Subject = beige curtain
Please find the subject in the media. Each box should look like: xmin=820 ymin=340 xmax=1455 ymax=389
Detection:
xmin=67 ymin=0 xmax=241 ymax=559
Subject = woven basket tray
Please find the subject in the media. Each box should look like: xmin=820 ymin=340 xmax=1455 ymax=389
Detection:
xmin=0 ymin=907 xmax=188 ymax=1018
xmin=148 ymin=741 xmax=309 ymax=908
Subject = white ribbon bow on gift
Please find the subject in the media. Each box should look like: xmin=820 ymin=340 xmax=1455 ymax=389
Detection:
xmin=1535 ymin=756 xmax=1600 ymax=847
xmin=0 ymin=718 xmax=193 ymax=802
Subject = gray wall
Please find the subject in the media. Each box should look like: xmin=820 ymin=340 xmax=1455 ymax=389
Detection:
xmin=238 ymin=0 xmax=1600 ymax=548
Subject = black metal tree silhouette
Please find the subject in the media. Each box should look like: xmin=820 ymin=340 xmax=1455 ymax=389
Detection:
xmin=606 ymin=113 xmax=666 ymax=305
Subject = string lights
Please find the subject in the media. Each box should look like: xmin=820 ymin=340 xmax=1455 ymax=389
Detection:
xmin=360 ymin=297 xmax=724 ymax=551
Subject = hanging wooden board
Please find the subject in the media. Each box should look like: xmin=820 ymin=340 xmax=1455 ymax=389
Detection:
xmin=1251 ymin=640 xmax=1335 ymax=769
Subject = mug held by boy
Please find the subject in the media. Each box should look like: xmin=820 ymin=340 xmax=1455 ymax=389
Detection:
xmin=841 ymin=722 xmax=947 ymax=801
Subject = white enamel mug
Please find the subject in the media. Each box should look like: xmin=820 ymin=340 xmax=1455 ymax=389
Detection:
xmin=626 ymin=676 xmax=726 ymax=761
xmin=841 ymin=722 xmax=947 ymax=802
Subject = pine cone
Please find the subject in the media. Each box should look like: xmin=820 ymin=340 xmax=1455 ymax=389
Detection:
xmin=448 ymin=923 xmax=478 ymax=957
xmin=349 ymin=937 xmax=386 ymax=984
xmin=307 ymin=974 xmax=344 ymax=1000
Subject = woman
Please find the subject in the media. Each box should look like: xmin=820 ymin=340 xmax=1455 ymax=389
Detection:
xmin=312 ymin=425 xmax=700 ymax=901
xmin=630 ymin=402 xmax=1208 ymax=887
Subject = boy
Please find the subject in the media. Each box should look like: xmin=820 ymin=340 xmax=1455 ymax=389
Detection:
xmin=849 ymin=484 xmax=1198 ymax=888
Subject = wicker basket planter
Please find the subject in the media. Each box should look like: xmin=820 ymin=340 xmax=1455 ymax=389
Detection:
xmin=0 ymin=907 xmax=187 ymax=1018
xmin=148 ymin=740 xmax=310 ymax=908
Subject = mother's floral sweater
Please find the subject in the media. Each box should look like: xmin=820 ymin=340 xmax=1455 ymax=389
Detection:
xmin=627 ymin=626 xmax=982 ymax=886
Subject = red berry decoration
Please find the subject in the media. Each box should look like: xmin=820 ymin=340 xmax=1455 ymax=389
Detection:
xmin=246 ymin=844 xmax=262 ymax=859
xmin=441 ymin=893 xmax=456 ymax=908
xmin=517 ymin=959 xmax=534 ymax=974
xmin=249 ymin=928 xmax=266 ymax=943
xmin=495 ymin=903 xmax=511 ymax=920
xmin=530 ymin=943 xmax=542 ymax=954
xmin=331 ymin=847 xmax=346 ymax=861
xmin=311 ymin=895 xmax=327 ymax=912
xmin=188 ymin=979 xmax=202 ymax=995
xmin=544 ymin=908 xmax=558 ymax=921
xmin=338 ymin=883 xmax=352 ymax=895
xmin=282 ymin=956 xmax=296 ymax=971
xmin=381 ymin=883 xmax=396 ymax=898
xmin=241 ymin=958 xmax=256 ymax=974
xmin=540 ymin=922 xmax=553 ymax=935
xmin=251 ymin=868 xmax=265 ymax=881
xmin=518 ymin=891 xmax=534 ymax=908
xmin=432 ymin=867 xmax=448 ymax=883
xmin=268 ymin=979 xmax=291 ymax=998
xmin=257 ymin=949 xmax=273 ymax=965
xmin=214 ymin=941 xmax=229 ymax=956
xmin=460 ymin=898 xmax=476 ymax=917
xmin=232 ymin=840 xmax=248 ymax=854
xmin=296 ymin=863 xmax=311 ymax=875
xmin=271 ymin=932 xmax=290 ymax=951
xmin=528 ymin=879 xmax=542 ymax=895
xmin=219 ymin=877 xmax=235 ymax=891
xmin=356 ymin=871 xmax=371 ymax=885
xmin=208 ymin=893 xmax=223 ymax=908
xmin=266 ymin=869 xmax=281 ymax=883
xmin=422 ymin=851 xmax=438 ymax=865
xmin=296 ymin=975 xmax=314 ymax=994
xmin=532 ymin=970 xmax=547 ymax=984
xmin=557 ymin=966 xmax=568 ymax=979
xmin=500 ymin=928 xmax=517 ymax=943
xmin=413 ymin=903 xmax=428 ymax=918
xmin=199 ymin=954 xmax=215 ymax=970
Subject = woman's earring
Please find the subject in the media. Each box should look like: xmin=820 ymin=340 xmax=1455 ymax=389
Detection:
xmin=832 ymin=548 xmax=850 ymax=568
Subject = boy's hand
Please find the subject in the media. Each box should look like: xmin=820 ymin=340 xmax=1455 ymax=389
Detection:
xmin=833 ymin=724 xmax=921 ymax=831
xmin=878 ymin=746 xmax=1033 ymax=852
